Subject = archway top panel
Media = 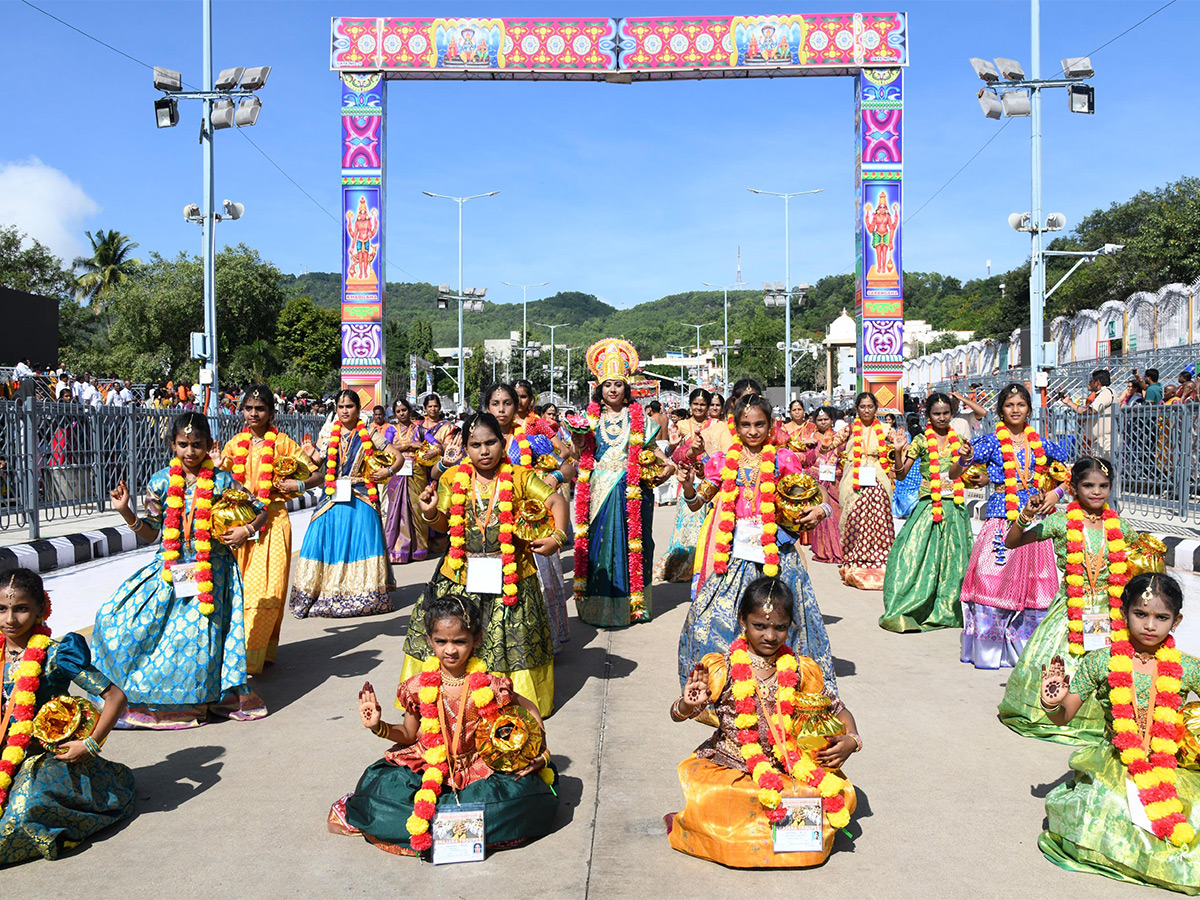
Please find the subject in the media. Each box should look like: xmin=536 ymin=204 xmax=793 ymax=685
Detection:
xmin=331 ymin=12 xmax=907 ymax=80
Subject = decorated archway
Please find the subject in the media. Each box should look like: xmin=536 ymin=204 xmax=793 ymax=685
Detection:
xmin=332 ymin=12 xmax=908 ymax=409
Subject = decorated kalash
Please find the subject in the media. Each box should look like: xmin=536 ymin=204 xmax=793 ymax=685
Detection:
xmin=565 ymin=338 xmax=674 ymax=628
xmin=330 ymin=595 xmax=557 ymax=860
xmin=666 ymin=577 xmax=861 ymax=869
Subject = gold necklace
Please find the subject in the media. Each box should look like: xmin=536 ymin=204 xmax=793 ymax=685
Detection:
xmin=746 ymin=648 xmax=777 ymax=668
xmin=441 ymin=672 xmax=466 ymax=688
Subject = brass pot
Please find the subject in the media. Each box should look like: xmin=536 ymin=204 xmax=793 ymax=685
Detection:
xmin=1037 ymin=460 xmax=1071 ymax=493
xmin=31 ymin=695 xmax=100 ymax=747
xmin=368 ymin=448 xmax=397 ymax=475
xmin=534 ymin=454 xmax=560 ymax=473
xmin=776 ymin=473 xmax=822 ymax=531
xmin=638 ymin=448 xmax=665 ymax=485
xmin=476 ymin=705 xmax=545 ymax=773
xmin=211 ymin=489 xmax=257 ymax=538
xmin=964 ymin=463 xmax=989 ymax=487
xmin=272 ymin=455 xmax=313 ymax=493
xmin=415 ymin=442 xmax=443 ymax=467
xmin=1128 ymin=533 xmax=1167 ymax=577
xmin=791 ymin=692 xmax=846 ymax=752
xmin=514 ymin=499 xmax=554 ymax=543
xmin=786 ymin=431 xmax=807 ymax=453
xmin=1178 ymin=701 xmax=1200 ymax=771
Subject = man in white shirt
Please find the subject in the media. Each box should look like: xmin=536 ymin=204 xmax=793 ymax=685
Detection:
xmin=12 ymin=358 xmax=34 ymax=381
xmin=105 ymin=380 xmax=134 ymax=407
xmin=1063 ymin=368 xmax=1115 ymax=456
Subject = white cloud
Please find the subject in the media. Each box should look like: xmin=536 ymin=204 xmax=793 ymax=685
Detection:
xmin=0 ymin=158 xmax=99 ymax=264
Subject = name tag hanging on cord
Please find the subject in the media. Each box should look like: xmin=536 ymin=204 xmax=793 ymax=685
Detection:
xmin=465 ymin=476 xmax=503 ymax=594
xmin=733 ymin=519 xmax=766 ymax=564
xmin=858 ymin=464 xmax=877 ymax=487
xmin=818 ymin=462 xmax=837 ymax=483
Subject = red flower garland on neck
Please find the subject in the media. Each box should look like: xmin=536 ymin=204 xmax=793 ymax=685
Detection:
xmin=445 ymin=462 xmax=519 ymax=606
xmin=925 ymin=427 xmax=964 ymax=524
xmin=230 ymin=429 xmax=276 ymax=502
xmin=1064 ymin=503 xmax=1127 ymax=655
xmin=0 ymin=621 xmax=51 ymax=813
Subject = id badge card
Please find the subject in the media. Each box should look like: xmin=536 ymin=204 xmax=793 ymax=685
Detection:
xmin=399 ymin=459 xmax=413 ymax=477
xmin=334 ymin=478 xmax=352 ymax=503
xmin=465 ymin=556 xmax=503 ymax=595
xmin=858 ymin=465 xmax=878 ymax=487
xmin=733 ymin=521 xmax=766 ymax=564
xmin=171 ymin=562 xmax=200 ymax=598
xmin=1126 ymin=778 xmax=1157 ymax=835
xmin=656 ymin=440 xmax=669 ymax=452
xmin=1082 ymin=611 xmax=1111 ymax=652
xmin=431 ymin=802 xmax=486 ymax=864
xmin=818 ymin=462 xmax=837 ymax=483
xmin=772 ymin=797 xmax=823 ymax=853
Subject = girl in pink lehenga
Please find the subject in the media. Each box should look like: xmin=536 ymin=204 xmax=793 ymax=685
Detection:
xmin=802 ymin=406 xmax=848 ymax=565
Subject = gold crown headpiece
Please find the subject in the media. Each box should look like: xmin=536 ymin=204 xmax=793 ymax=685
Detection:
xmin=585 ymin=338 xmax=639 ymax=384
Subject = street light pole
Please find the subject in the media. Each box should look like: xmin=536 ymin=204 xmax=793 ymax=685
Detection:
xmin=748 ymin=188 xmax=823 ymax=403
xmin=562 ymin=346 xmax=581 ymax=406
xmin=1029 ymin=0 xmax=1045 ymax=426
xmin=535 ymin=322 xmax=568 ymax=400
xmin=201 ymin=0 xmax=217 ymax=417
xmin=504 ymin=281 xmax=548 ymax=379
xmin=703 ymin=280 xmax=741 ymax=391
xmin=423 ymin=190 xmax=499 ymax=407
xmin=681 ymin=322 xmax=714 ymax=387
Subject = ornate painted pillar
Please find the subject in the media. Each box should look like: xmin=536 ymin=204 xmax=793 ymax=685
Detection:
xmin=855 ymin=68 xmax=903 ymax=409
xmin=339 ymin=72 xmax=386 ymax=407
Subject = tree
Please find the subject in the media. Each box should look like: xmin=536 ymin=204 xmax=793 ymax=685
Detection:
xmin=73 ymin=228 xmax=141 ymax=317
xmin=275 ymin=295 xmax=340 ymax=391
xmin=0 ymin=225 xmax=74 ymax=297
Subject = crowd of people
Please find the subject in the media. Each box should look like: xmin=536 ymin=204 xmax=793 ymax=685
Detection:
xmin=1 ymin=337 xmax=1197 ymax=892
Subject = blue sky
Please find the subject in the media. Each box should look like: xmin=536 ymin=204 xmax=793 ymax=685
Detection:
xmin=0 ymin=0 xmax=1194 ymax=311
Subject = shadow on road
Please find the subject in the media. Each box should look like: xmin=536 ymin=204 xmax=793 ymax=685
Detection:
xmin=129 ymin=745 xmax=226 ymax=814
xmin=549 ymin=753 xmax=584 ymax=832
xmin=1030 ymin=772 xmax=1072 ymax=798
xmin=552 ymin=617 xmax=638 ymax=714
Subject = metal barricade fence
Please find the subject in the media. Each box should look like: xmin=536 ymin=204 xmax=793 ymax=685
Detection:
xmin=0 ymin=399 xmax=326 ymax=538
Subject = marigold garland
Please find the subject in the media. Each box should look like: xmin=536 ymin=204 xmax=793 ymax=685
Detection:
xmin=230 ymin=429 xmax=277 ymax=501
xmin=324 ymin=422 xmax=379 ymax=505
xmin=850 ymin=420 xmax=889 ymax=490
xmin=727 ymin=637 xmax=851 ymax=830
xmin=1064 ymin=503 xmax=1127 ymax=656
xmin=161 ymin=457 xmax=216 ymax=616
xmin=712 ymin=443 xmax=781 ymax=578
xmin=1107 ymin=605 xmax=1194 ymax=846
xmin=926 ymin=427 xmax=964 ymax=524
xmin=511 ymin=425 xmax=533 ymax=467
xmin=445 ymin=462 xmax=519 ymax=606
xmin=573 ymin=403 xmax=647 ymax=621
xmin=0 ymin=625 xmax=51 ymax=813
xmin=406 ymin=656 xmax=552 ymax=851
xmin=995 ymin=423 xmax=1047 ymax=521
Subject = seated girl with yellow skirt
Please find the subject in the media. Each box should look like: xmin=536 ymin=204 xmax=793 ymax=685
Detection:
xmin=1037 ymin=572 xmax=1200 ymax=893
xmin=666 ymin=576 xmax=861 ymax=869
xmin=328 ymin=595 xmax=558 ymax=857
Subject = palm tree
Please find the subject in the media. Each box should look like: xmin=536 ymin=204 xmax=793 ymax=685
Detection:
xmin=74 ymin=229 xmax=141 ymax=316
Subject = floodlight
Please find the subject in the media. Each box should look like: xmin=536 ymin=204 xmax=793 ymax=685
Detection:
xmin=1008 ymin=212 xmax=1031 ymax=232
xmin=462 ymin=287 xmax=476 ymax=297
xmin=475 ymin=287 xmax=487 ymax=298
xmin=154 ymin=97 xmax=179 ymax=128
xmin=240 ymin=66 xmax=271 ymax=90
xmin=1101 ymin=243 xmax=1125 ymax=255
xmin=797 ymin=283 xmax=812 ymax=292
xmin=1001 ymin=89 xmax=1031 ymax=117
xmin=773 ymin=281 xmax=785 ymax=291
xmin=437 ymin=297 xmax=448 ymax=310
xmin=761 ymin=281 xmax=771 ymax=290
xmin=438 ymin=284 xmax=451 ymax=294
xmin=153 ymin=67 xmax=183 ymax=92
xmin=1068 ymin=83 xmax=1094 ymax=114
xmin=1061 ymin=57 xmax=1094 ymax=79
xmin=183 ymin=203 xmax=201 ymax=221
xmin=211 ymin=99 xmax=235 ymax=129
xmin=235 ymin=96 xmax=261 ymax=127
xmin=969 ymin=57 xmax=1000 ymax=83
xmin=993 ymin=57 xmax=1025 ymax=81
xmin=222 ymin=200 xmax=244 ymax=220
xmin=214 ymin=66 xmax=245 ymax=91
xmin=1044 ymin=213 xmax=1066 ymax=231
xmin=977 ymin=88 xmax=1002 ymax=119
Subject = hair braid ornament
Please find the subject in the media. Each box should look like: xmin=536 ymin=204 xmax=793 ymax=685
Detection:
xmin=1064 ymin=503 xmax=1127 ymax=656
xmin=925 ymin=427 xmax=964 ymax=524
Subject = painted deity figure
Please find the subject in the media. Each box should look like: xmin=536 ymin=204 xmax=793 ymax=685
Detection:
xmin=864 ymin=191 xmax=899 ymax=277
xmin=346 ymin=196 xmax=379 ymax=282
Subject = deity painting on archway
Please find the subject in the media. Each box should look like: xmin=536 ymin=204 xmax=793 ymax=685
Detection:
xmin=344 ymin=193 xmax=380 ymax=290
xmin=863 ymin=185 xmax=900 ymax=289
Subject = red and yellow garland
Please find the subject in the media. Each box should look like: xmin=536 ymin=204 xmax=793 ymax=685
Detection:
xmin=1107 ymin=595 xmax=1194 ymax=846
xmin=511 ymin=425 xmax=533 ymax=467
xmin=445 ymin=462 xmax=519 ymax=606
xmin=926 ymin=427 xmax=964 ymax=524
xmin=850 ymin=420 xmax=889 ymax=490
xmin=161 ymin=457 xmax=216 ymax=616
xmin=230 ymin=429 xmax=276 ymax=502
xmin=574 ymin=403 xmax=647 ymax=621
xmin=995 ymin=423 xmax=1047 ymax=521
xmin=728 ymin=637 xmax=850 ymax=829
xmin=1064 ymin=503 xmax=1127 ymax=656
xmin=324 ymin=421 xmax=379 ymax=505
xmin=0 ymin=620 xmax=51 ymax=813
xmin=712 ymin=443 xmax=781 ymax=577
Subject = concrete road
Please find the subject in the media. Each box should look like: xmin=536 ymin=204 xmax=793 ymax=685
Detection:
xmin=4 ymin=504 xmax=1176 ymax=899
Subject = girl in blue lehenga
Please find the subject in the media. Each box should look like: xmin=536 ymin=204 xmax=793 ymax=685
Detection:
xmin=0 ymin=569 xmax=134 ymax=865
xmin=94 ymin=412 xmax=269 ymax=729
xmin=289 ymin=390 xmax=398 ymax=619
xmin=569 ymin=339 xmax=674 ymax=628
xmin=677 ymin=395 xmax=838 ymax=694
xmin=890 ymin=415 xmax=922 ymax=518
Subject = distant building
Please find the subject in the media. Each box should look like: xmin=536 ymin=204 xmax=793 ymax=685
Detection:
xmin=903 ymin=320 xmax=974 ymax=358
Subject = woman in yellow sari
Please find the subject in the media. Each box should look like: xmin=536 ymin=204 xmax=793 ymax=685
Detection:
xmin=220 ymin=385 xmax=304 ymax=674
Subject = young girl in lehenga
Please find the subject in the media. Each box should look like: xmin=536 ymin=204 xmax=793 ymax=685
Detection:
xmin=960 ymin=383 xmax=1070 ymax=669
xmin=0 ymin=569 xmax=134 ymax=865
xmin=998 ymin=457 xmax=1136 ymax=745
xmin=677 ymin=395 xmax=836 ymax=694
xmin=839 ymin=392 xmax=904 ymax=590
xmin=656 ymin=388 xmax=714 ymax=584
xmin=879 ymin=393 xmax=972 ymax=633
xmin=400 ymin=412 xmax=570 ymax=717
xmin=329 ymin=594 xmax=558 ymax=857
xmin=802 ymin=406 xmax=848 ymax=565
xmin=381 ymin=399 xmax=431 ymax=565
xmin=666 ymin=577 xmax=860 ymax=869
xmin=1036 ymin=573 xmax=1200 ymax=893
xmin=95 ymin=412 xmax=269 ymax=727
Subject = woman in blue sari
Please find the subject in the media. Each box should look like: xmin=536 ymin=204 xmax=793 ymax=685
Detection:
xmin=1 ymin=568 xmax=134 ymax=864
xmin=569 ymin=339 xmax=674 ymax=627
xmin=287 ymin=390 xmax=399 ymax=619
xmin=95 ymin=412 xmax=269 ymax=728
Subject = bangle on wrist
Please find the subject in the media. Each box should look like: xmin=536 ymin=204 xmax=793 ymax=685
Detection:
xmin=83 ymin=736 xmax=101 ymax=757
xmin=1040 ymin=700 xmax=1062 ymax=714
xmin=420 ymin=510 xmax=439 ymax=523
xmin=846 ymin=731 xmax=862 ymax=753
xmin=126 ymin=517 xmax=142 ymax=531
xmin=373 ymin=720 xmax=391 ymax=739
